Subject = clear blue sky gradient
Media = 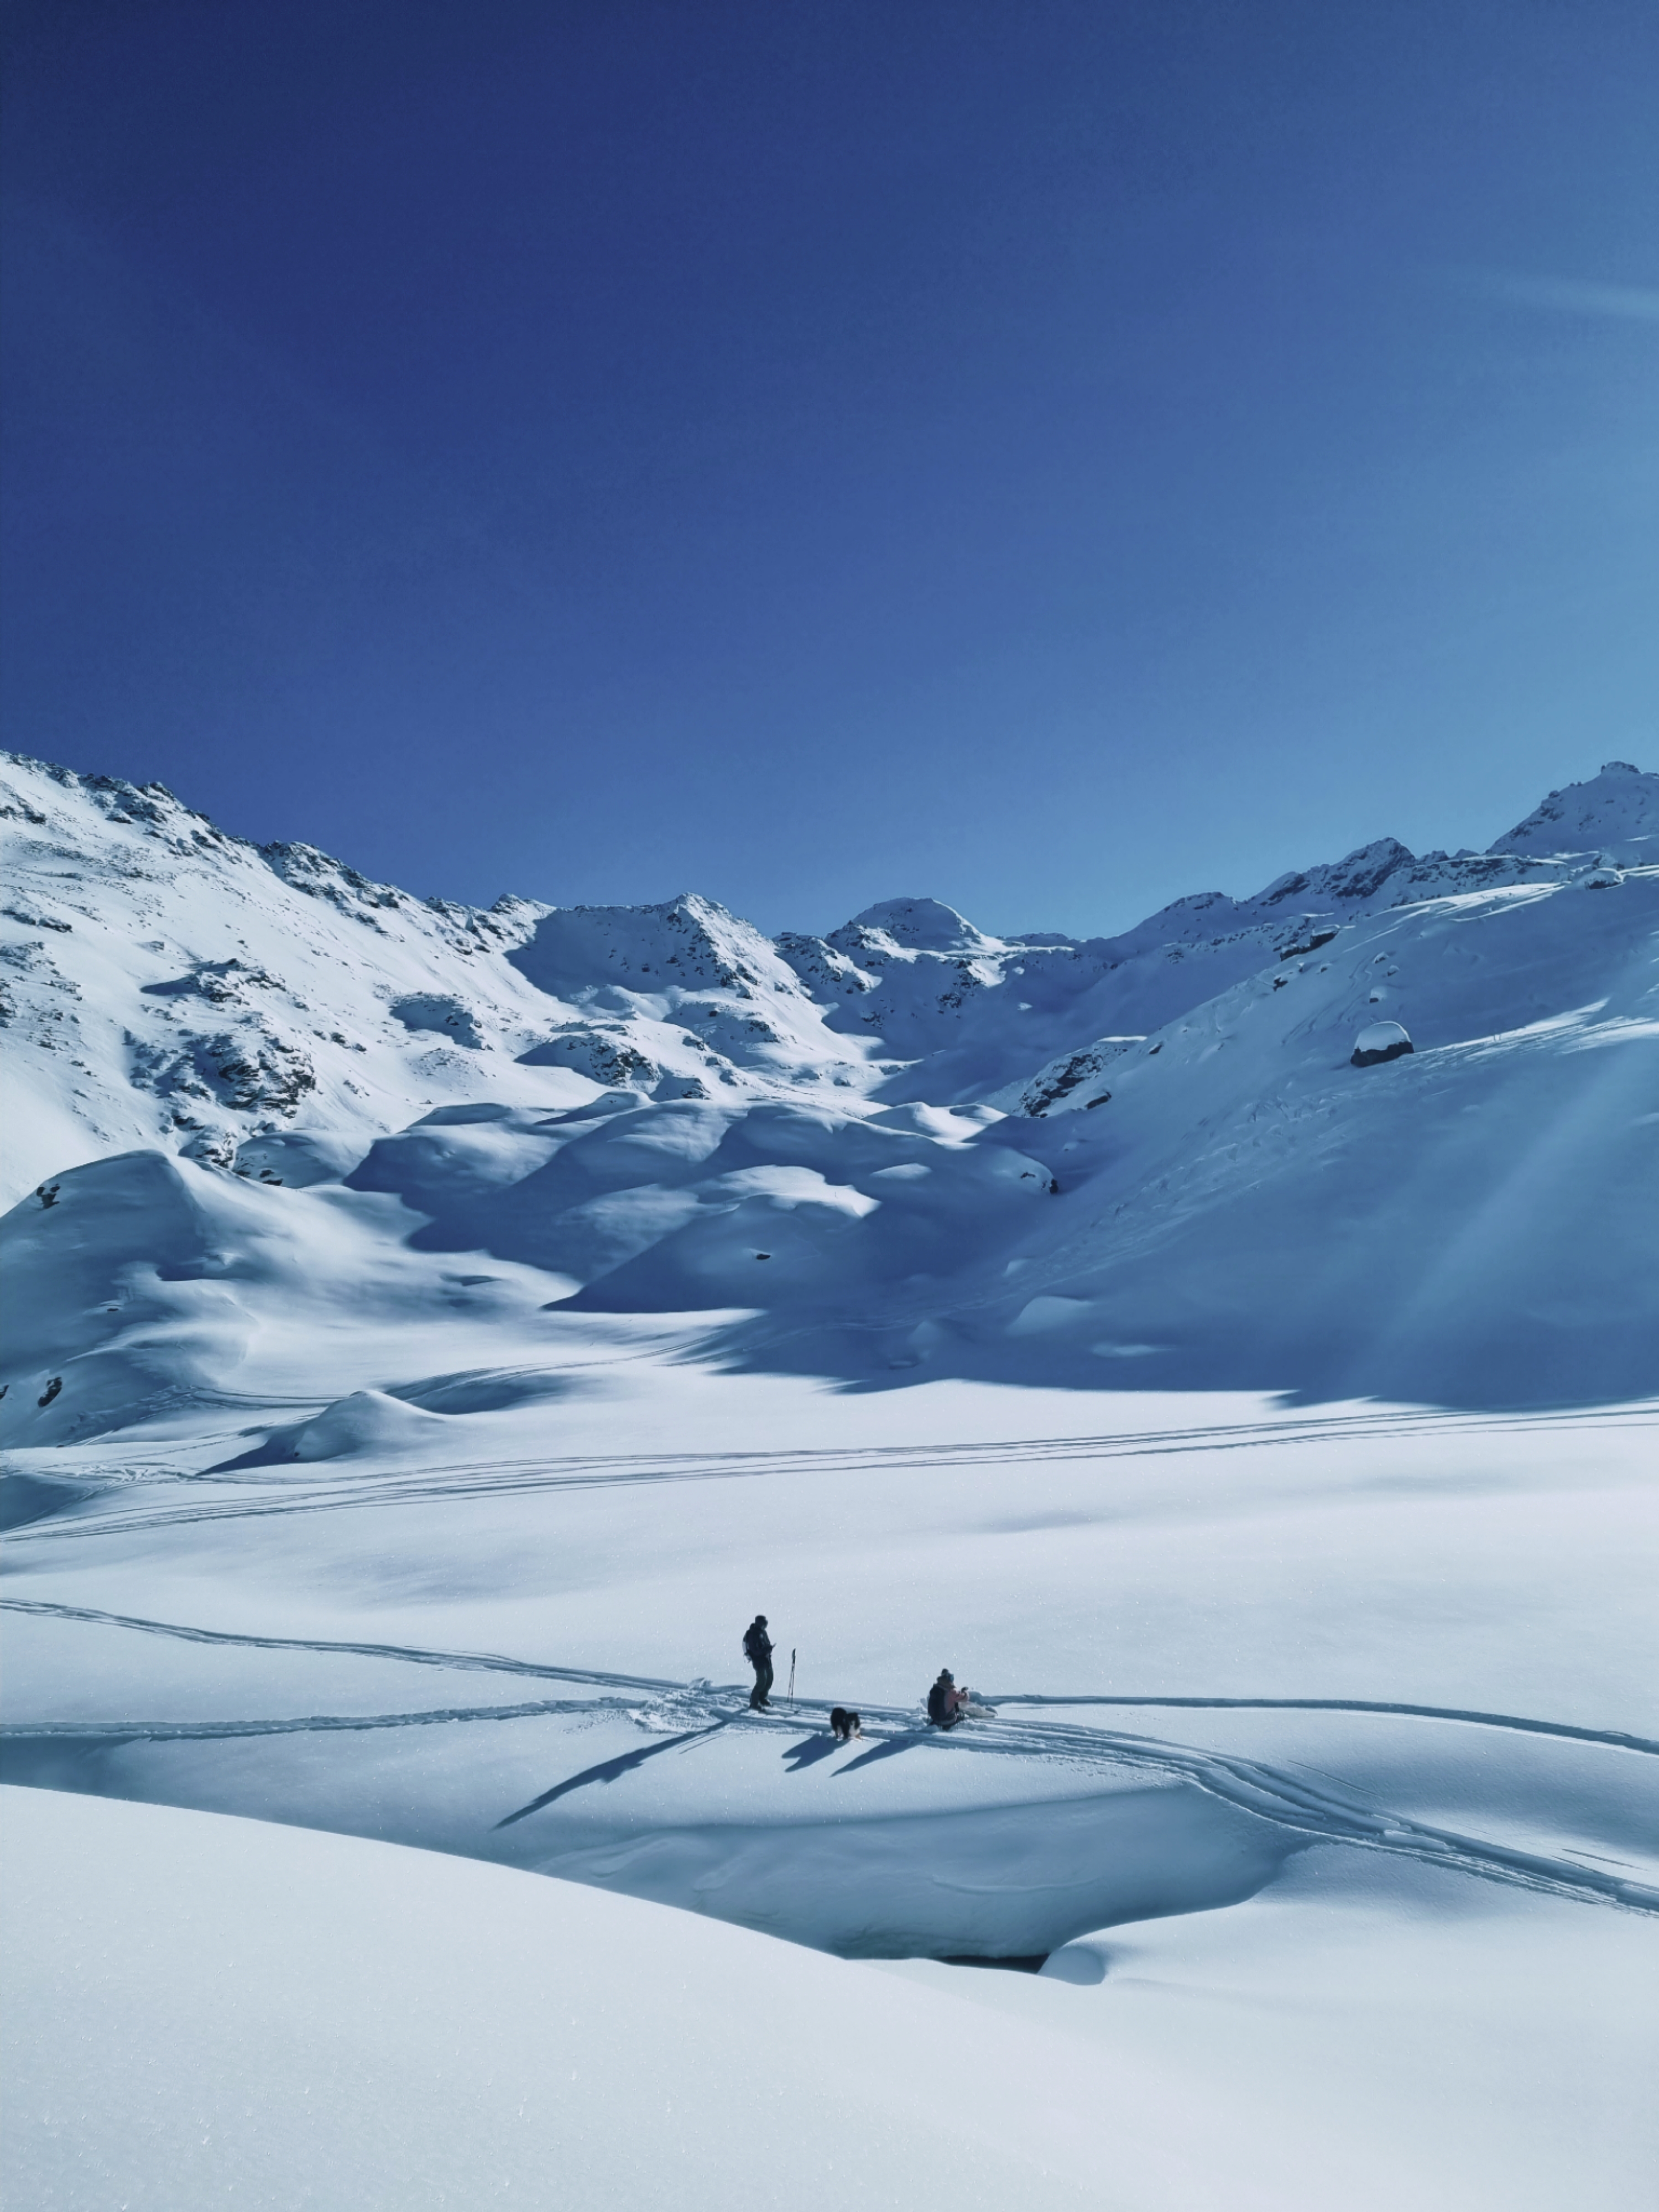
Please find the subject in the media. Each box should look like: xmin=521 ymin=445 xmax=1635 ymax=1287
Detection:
xmin=3 ymin=1 xmax=1655 ymax=936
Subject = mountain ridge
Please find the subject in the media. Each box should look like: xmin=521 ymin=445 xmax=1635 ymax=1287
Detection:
xmin=2 ymin=748 xmax=1656 ymax=1430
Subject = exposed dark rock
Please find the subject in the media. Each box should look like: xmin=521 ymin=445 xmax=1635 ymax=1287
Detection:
xmin=390 ymin=994 xmax=485 ymax=1048
xmin=520 ymin=1027 xmax=660 ymax=1086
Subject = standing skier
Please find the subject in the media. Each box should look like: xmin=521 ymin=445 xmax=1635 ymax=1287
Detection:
xmin=743 ymin=1615 xmax=775 ymax=1709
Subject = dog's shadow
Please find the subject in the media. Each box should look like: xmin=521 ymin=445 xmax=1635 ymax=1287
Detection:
xmin=781 ymin=1732 xmax=843 ymax=1772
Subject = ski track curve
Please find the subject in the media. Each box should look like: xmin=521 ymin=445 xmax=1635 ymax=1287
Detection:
xmin=7 ymin=1599 xmax=1657 ymax=1756
xmin=0 ymin=1598 xmax=681 ymax=1694
xmin=3 ymin=1603 xmax=1655 ymax=1924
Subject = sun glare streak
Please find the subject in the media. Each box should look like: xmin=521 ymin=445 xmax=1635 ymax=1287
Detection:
xmin=1473 ymin=270 xmax=1659 ymax=325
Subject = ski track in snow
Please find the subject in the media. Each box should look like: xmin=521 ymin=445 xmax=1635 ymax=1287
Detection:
xmin=8 ymin=1400 xmax=1656 ymax=1543
xmin=6 ymin=1598 xmax=1656 ymax=1923
xmin=0 ymin=1597 xmax=677 ymax=1693
xmin=4 ymin=1597 xmax=1657 ymax=1757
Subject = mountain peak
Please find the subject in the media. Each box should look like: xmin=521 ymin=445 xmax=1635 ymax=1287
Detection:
xmin=833 ymin=898 xmax=999 ymax=955
xmin=1490 ymin=761 xmax=1658 ymax=862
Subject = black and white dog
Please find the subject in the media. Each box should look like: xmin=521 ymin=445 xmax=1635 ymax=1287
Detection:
xmin=828 ymin=1707 xmax=863 ymax=1743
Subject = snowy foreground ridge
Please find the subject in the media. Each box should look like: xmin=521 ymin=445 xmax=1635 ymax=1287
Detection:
xmin=2 ymin=750 xmax=1658 ymax=2209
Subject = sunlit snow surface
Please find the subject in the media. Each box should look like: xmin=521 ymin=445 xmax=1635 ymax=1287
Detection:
xmin=5 ymin=1786 xmax=1656 ymax=2212
xmin=2 ymin=750 xmax=1658 ymax=2206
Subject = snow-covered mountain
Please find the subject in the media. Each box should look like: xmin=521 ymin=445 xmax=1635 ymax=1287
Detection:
xmin=2 ymin=749 xmax=1656 ymax=1443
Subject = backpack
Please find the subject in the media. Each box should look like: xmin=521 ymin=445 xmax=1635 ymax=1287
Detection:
xmin=927 ymin=1679 xmax=950 ymax=1725
xmin=743 ymin=1624 xmax=769 ymax=1662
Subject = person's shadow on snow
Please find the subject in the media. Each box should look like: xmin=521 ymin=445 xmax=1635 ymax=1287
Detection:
xmin=833 ymin=1730 xmax=930 ymax=1776
xmin=493 ymin=1719 xmax=734 ymax=1829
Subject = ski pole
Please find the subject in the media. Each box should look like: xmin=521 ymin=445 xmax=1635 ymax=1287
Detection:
xmin=788 ymin=1648 xmax=796 ymax=1710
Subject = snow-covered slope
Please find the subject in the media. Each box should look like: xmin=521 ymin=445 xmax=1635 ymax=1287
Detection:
xmin=7 ymin=1783 xmax=1655 ymax=2212
xmin=0 ymin=756 xmax=886 ymax=1205
xmin=3 ymin=750 xmax=1655 ymax=1425
xmin=2 ymin=1787 xmax=1136 ymax=2212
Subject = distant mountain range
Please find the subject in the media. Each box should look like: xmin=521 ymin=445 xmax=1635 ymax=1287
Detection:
xmin=2 ymin=751 xmax=1655 ymax=1430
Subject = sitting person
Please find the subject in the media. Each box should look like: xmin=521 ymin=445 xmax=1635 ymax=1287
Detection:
xmin=926 ymin=1668 xmax=966 ymax=1729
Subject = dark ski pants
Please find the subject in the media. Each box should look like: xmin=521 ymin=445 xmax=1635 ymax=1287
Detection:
xmin=749 ymin=1660 xmax=774 ymax=1709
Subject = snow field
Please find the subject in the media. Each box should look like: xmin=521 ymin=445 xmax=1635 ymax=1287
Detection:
xmin=5 ymin=1387 xmax=1655 ymax=1965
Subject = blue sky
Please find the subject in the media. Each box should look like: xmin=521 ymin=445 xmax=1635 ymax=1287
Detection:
xmin=3 ymin=0 xmax=1655 ymax=937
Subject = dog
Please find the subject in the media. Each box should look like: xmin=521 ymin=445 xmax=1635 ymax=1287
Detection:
xmin=828 ymin=1707 xmax=863 ymax=1743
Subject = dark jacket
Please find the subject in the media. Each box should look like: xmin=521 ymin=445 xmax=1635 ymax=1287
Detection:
xmin=927 ymin=1676 xmax=957 ymax=1726
xmin=743 ymin=1622 xmax=773 ymax=1664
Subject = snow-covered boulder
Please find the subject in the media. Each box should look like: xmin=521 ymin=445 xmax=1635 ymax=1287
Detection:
xmin=994 ymin=1035 xmax=1145 ymax=1117
xmin=1351 ymin=1020 xmax=1413 ymax=1068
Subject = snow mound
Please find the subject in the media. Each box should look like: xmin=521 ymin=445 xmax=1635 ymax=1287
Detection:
xmin=0 ymin=1150 xmax=263 ymax=1445
xmin=389 ymin=994 xmax=485 ymax=1048
xmin=518 ymin=1025 xmax=661 ymax=1086
xmin=232 ymin=1390 xmax=455 ymax=1467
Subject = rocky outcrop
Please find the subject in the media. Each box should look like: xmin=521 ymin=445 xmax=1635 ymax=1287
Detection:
xmin=390 ymin=994 xmax=485 ymax=1048
xmin=520 ymin=1026 xmax=660 ymax=1087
